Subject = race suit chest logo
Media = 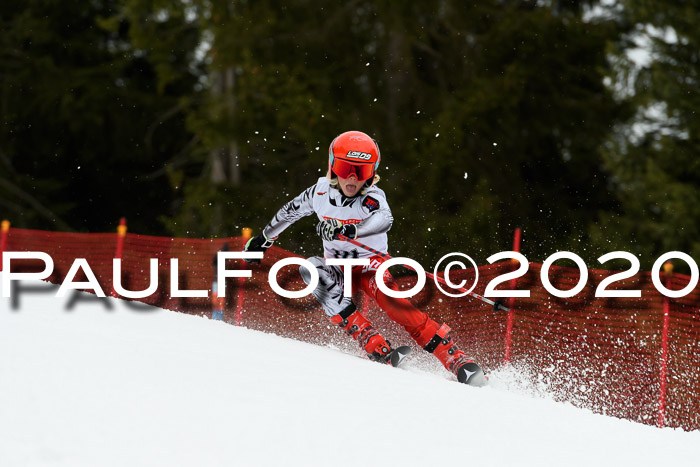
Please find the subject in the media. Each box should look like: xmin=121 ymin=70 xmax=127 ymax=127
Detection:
xmin=345 ymin=150 xmax=373 ymax=160
xmin=322 ymin=216 xmax=362 ymax=225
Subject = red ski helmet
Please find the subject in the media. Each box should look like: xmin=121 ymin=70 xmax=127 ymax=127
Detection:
xmin=328 ymin=131 xmax=381 ymax=185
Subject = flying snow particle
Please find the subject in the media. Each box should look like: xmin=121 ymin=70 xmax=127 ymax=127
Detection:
xmin=435 ymin=133 xmax=440 ymax=137
xmin=315 ymin=147 xmax=320 ymax=150
xmin=464 ymin=172 xmax=468 ymax=179
xmin=493 ymin=142 xmax=497 ymax=146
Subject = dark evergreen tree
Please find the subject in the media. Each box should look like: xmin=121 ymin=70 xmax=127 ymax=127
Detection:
xmin=0 ymin=0 xmax=202 ymax=233
xmin=2 ymin=0 xmax=639 ymax=271
xmin=594 ymin=0 xmax=700 ymax=268
xmin=163 ymin=1 xmax=624 ymax=265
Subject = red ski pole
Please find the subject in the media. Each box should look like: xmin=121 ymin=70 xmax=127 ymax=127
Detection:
xmin=337 ymin=234 xmax=509 ymax=312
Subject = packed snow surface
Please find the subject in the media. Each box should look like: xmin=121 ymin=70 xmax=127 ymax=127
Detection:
xmin=1 ymin=276 xmax=699 ymax=467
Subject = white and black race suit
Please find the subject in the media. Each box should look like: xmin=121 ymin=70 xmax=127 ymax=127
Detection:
xmin=263 ymin=176 xmax=393 ymax=259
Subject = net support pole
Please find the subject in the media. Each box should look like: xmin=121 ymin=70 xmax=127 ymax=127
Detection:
xmin=211 ymin=243 xmax=228 ymax=321
xmin=0 ymin=220 xmax=10 ymax=272
xmin=211 ymin=280 xmax=224 ymax=320
xmin=112 ymin=218 xmax=127 ymax=298
xmin=503 ymin=227 xmax=522 ymax=364
xmin=235 ymin=228 xmax=253 ymax=326
xmin=658 ymin=261 xmax=673 ymax=428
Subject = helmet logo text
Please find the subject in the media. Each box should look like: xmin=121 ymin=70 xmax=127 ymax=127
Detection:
xmin=346 ymin=151 xmax=372 ymax=160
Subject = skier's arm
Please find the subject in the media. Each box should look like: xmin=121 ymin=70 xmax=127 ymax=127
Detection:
xmin=317 ymin=194 xmax=393 ymax=241
xmin=353 ymin=190 xmax=393 ymax=238
xmin=355 ymin=206 xmax=393 ymax=237
xmin=244 ymin=184 xmax=316 ymax=264
xmin=262 ymin=184 xmax=317 ymax=239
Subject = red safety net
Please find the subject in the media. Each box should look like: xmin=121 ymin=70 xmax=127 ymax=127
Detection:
xmin=2 ymin=227 xmax=699 ymax=430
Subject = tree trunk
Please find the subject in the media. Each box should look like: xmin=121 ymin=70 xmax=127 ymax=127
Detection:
xmin=209 ymin=65 xmax=239 ymax=186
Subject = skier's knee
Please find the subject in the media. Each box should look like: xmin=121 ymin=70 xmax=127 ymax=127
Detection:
xmin=300 ymin=256 xmax=324 ymax=285
xmin=299 ymin=263 xmax=312 ymax=285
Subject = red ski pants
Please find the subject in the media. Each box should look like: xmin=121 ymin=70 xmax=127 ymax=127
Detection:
xmin=350 ymin=255 xmax=440 ymax=348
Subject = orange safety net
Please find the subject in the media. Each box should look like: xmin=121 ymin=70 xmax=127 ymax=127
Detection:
xmin=2 ymin=227 xmax=699 ymax=430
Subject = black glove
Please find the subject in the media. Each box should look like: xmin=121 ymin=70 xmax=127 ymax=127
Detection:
xmin=316 ymin=219 xmax=357 ymax=241
xmin=243 ymin=233 xmax=275 ymax=264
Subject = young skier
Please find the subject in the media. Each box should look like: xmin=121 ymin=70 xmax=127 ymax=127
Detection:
xmin=244 ymin=130 xmax=486 ymax=386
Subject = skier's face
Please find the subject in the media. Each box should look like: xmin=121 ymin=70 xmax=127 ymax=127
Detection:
xmin=337 ymin=174 xmax=360 ymax=197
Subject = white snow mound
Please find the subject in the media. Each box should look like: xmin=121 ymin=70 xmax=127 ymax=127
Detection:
xmin=1 ymin=276 xmax=698 ymax=467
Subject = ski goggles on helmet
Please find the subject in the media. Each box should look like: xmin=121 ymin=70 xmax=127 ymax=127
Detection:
xmin=331 ymin=158 xmax=376 ymax=181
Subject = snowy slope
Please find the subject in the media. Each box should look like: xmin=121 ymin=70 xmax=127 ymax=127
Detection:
xmin=1 ymin=276 xmax=699 ymax=467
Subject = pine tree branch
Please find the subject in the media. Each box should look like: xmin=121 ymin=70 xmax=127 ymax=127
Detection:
xmin=0 ymin=176 xmax=72 ymax=230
